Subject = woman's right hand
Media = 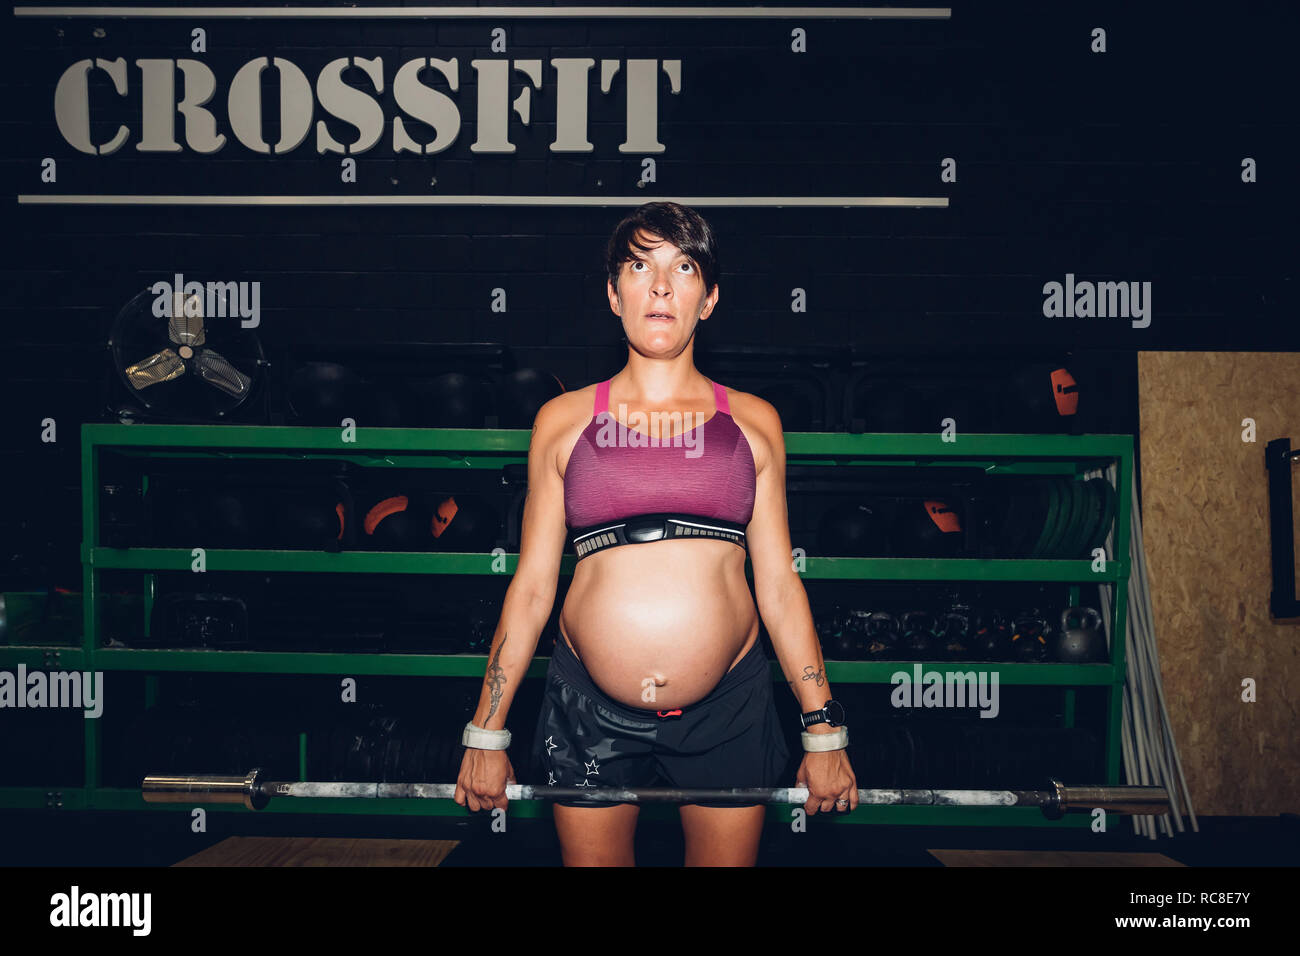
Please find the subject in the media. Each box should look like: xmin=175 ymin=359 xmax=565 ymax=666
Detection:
xmin=454 ymin=746 xmax=516 ymax=812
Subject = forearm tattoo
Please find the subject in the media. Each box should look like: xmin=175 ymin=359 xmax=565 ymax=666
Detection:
xmin=485 ymin=632 xmax=508 ymax=722
xmin=801 ymin=665 xmax=825 ymax=687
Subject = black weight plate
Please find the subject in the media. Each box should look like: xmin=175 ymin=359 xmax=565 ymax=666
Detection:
xmin=1003 ymin=481 xmax=1036 ymax=557
xmin=328 ymin=724 xmax=349 ymax=781
xmin=410 ymin=726 xmax=434 ymax=782
xmin=443 ymin=734 xmax=460 ymax=783
xmin=429 ymin=732 xmax=451 ymax=785
xmin=381 ymin=728 xmax=402 ymax=783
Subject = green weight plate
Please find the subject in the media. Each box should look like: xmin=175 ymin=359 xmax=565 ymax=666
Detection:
xmin=1041 ymin=477 xmax=1074 ymax=558
xmin=1086 ymin=477 xmax=1118 ymax=554
xmin=1030 ymin=478 xmax=1063 ymax=557
xmin=1066 ymin=478 xmax=1102 ymax=559
xmin=1054 ymin=477 xmax=1084 ymax=558
xmin=1056 ymin=479 xmax=1089 ymax=559
xmin=1047 ymin=477 xmax=1073 ymax=556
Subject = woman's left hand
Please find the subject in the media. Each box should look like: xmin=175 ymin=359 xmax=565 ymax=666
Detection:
xmin=795 ymin=749 xmax=858 ymax=815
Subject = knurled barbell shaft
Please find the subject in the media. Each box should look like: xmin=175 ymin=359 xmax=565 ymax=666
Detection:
xmin=140 ymin=771 xmax=1171 ymax=818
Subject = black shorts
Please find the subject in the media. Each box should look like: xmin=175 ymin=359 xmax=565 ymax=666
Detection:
xmin=532 ymin=635 xmax=791 ymax=808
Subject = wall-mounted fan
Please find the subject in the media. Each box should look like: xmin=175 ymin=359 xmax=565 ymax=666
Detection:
xmin=106 ymin=285 xmax=267 ymax=423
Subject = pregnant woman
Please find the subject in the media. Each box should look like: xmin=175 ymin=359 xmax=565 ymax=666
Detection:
xmin=454 ymin=201 xmax=857 ymax=865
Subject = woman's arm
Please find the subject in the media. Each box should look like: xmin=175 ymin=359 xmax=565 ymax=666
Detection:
xmin=468 ymin=397 xmax=571 ymax=732
xmin=744 ymin=397 xmax=858 ymax=813
xmin=744 ymin=399 xmax=833 ymax=716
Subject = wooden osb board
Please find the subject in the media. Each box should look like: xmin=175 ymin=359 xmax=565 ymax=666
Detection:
xmin=928 ymin=849 xmax=1183 ymax=867
xmin=1137 ymin=351 xmax=1300 ymax=815
xmin=172 ymin=837 xmax=459 ymax=867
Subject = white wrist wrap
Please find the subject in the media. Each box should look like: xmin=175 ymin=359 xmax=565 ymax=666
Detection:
xmin=801 ymin=726 xmax=849 ymax=752
xmin=462 ymin=721 xmax=511 ymax=750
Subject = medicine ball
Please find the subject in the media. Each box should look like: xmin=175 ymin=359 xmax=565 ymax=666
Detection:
xmin=273 ymin=487 xmax=349 ymax=550
xmin=896 ymin=499 xmax=963 ymax=558
xmin=431 ymin=494 xmax=500 ymax=552
xmin=1010 ymin=363 xmax=1079 ymax=432
xmin=363 ymin=493 xmax=432 ymax=551
xmin=818 ymin=502 xmax=892 ymax=557
xmin=403 ymin=373 xmax=487 ymax=428
xmin=499 ymin=369 xmax=565 ymax=428
xmin=174 ymin=487 xmax=262 ymax=549
xmin=287 ymin=361 xmax=373 ymax=426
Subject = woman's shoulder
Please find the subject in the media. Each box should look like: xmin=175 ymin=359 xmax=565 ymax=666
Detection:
xmin=719 ymin=384 xmax=784 ymax=471
xmin=530 ymin=382 xmax=602 ymax=449
xmin=721 ymin=384 xmax=783 ymax=435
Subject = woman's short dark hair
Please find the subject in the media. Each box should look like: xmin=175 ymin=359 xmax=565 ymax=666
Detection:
xmin=605 ymin=201 xmax=719 ymax=296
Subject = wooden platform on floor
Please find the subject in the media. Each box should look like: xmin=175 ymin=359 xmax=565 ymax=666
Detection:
xmin=928 ymin=849 xmax=1184 ymax=867
xmin=172 ymin=837 xmax=459 ymax=867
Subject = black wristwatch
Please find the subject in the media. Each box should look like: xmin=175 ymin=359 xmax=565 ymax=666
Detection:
xmin=800 ymin=698 xmax=846 ymax=729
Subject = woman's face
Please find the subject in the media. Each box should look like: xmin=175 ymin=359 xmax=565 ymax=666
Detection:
xmin=607 ymin=231 xmax=718 ymax=356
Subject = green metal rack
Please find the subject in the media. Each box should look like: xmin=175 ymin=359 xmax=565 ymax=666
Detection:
xmin=0 ymin=423 xmax=1132 ymax=828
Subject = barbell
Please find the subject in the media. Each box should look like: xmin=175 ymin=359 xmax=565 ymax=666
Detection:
xmin=141 ymin=769 xmax=1169 ymax=820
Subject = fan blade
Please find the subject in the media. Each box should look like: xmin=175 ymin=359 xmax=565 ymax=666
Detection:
xmin=168 ymin=294 xmax=207 ymax=348
xmin=195 ymin=348 xmax=253 ymax=398
xmin=124 ymin=348 xmax=186 ymax=389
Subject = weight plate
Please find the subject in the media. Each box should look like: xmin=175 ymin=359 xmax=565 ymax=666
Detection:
xmin=1069 ymin=478 xmax=1104 ymax=559
xmin=1069 ymin=479 xmax=1097 ymax=558
xmin=1014 ymin=481 xmax=1044 ymax=558
xmin=1036 ymin=477 xmax=1069 ymax=557
xmin=1028 ymin=479 xmax=1060 ymax=557
xmin=1087 ymin=476 xmax=1117 ymax=555
xmin=1055 ymin=477 xmax=1083 ymax=558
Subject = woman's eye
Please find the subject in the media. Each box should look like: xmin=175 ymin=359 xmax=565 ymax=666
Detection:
xmin=630 ymin=260 xmax=693 ymax=274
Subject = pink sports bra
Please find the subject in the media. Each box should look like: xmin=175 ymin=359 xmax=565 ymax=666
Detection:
xmin=563 ymin=378 xmax=756 ymax=529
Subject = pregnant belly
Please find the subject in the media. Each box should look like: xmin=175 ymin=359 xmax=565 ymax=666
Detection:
xmin=558 ymin=539 xmax=758 ymax=710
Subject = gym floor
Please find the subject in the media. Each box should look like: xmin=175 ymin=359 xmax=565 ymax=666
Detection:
xmin=2 ymin=811 xmax=1296 ymax=867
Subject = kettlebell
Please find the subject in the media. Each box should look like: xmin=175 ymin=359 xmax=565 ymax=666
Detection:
xmin=899 ymin=610 xmax=941 ymax=660
xmin=864 ymin=611 xmax=900 ymax=659
xmin=939 ymin=602 xmax=973 ymax=659
xmin=833 ymin=609 xmax=871 ymax=659
xmin=1009 ymin=608 xmax=1051 ymax=662
xmin=971 ymin=609 xmax=1011 ymax=660
xmin=1055 ymin=605 xmax=1106 ymax=662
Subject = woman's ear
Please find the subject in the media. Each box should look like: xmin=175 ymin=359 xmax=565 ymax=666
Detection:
xmin=700 ymin=283 xmax=719 ymax=320
xmin=607 ymin=277 xmax=622 ymax=316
